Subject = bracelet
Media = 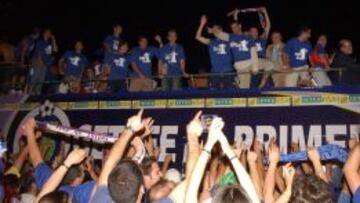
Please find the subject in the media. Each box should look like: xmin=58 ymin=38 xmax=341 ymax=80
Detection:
xmin=125 ymin=126 xmax=136 ymax=135
xmin=62 ymin=163 xmax=70 ymax=170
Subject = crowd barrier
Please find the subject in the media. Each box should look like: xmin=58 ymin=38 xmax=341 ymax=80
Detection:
xmin=0 ymin=63 xmax=348 ymax=95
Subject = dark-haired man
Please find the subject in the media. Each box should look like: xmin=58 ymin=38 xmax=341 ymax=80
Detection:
xmin=90 ymin=110 xmax=148 ymax=203
xmin=104 ymin=24 xmax=123 ymax=53
xmin=331 ymin=39 xmax=360 ymax=85
xmin=22 ymin=118 xmax=95 ymax=203
xmin=29 ymin=29 xmax=58 ymax=95
xmin=195 ymin=15 xmax=234 ymax=89
xmin=209 ymin=20 xmax=258 ymax=89
xmin=103 ymin=41 xmax=131 ymax=92
xmin=158 ymin=30 xmax=189 ymax=91
xmin=283 ymin=26 xmax=312 ymax=87
xmin=129 ymin=36 xmax=162 ymax=92
xmin=248 ymin=7 xmax=275 ymax=88
xmin=58 ymin=41 xmax=89 ymax=93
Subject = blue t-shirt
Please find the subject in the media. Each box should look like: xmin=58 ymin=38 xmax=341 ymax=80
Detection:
xmin=34 ymin=163 xmax=95 ymax=203
xmin=104 ymin=53 xmax=130 ymax=79
xmin=62 ymin=51 xmax=89 ymax=78
xmin=90 ymin=186 xmax=114 ymax=203
xmin=354 ymin=186 xmax=360 ymax=203
xmin=255 ymin=38 xmax=267 ymax=58
xmin=285 ymin=38 xmax=312 ymax=68
xmin=159 ymin=43 xmax=186 ymax=76
xmin=130 ymin=46 xmax=159 ymax=77
xmin=33 ymin=39 xmax=54 ymax=65
xmin=104 ymin=35 xmax=122 ymax=53
xmin=228 ymin=34 xmax=255 ymax=62
xmin=208 ymin=39 xmax=233 ymax=73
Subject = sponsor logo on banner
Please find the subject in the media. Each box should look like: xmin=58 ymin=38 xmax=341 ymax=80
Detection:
xmin=167 ymin=99 xmax=205 ymax=108
xmin=292 ymin=94 xmax=359 ymax=106
xmin=248 ymin=97 xmax=291 ymax=107
xmin=132 ymin=100 xmax=167 ymax=109
xmin=206 ymin=98 xmax=247 ymax=108
xmin=99 ymin=100 xmax=132 ymax=109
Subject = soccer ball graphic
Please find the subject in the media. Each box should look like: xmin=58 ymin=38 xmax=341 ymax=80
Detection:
xmin=39 ymin=100 xmax=55 ymax=118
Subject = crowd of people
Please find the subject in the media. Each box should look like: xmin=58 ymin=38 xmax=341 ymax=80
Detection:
xmin=0 ymin=7 xmax=359 ymax=95
xmin=0 ymin=110 xmax=359 ymax=203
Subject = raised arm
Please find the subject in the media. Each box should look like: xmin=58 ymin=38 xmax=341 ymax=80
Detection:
xmin=84 ymin=156 xmax=98 ymax=181
xmin=264 ymin=138 xmax=280 ymax=203
xmin=161 ymin=154 xmax=173 ymax=175
xmin=219 ymin=132 xmax=260 ymax=203
xmin=169 ymin=111 xmax=202 ymax=202
xmin=274 ymin=164 xmax=295 ymax=203
xmin=195 ymin=15 xmax=211 ymax=45
xmin=247 ymin=151 xmax=263 ymax=198
xmin=343 ymin=143 xmax=360 ymax=194
xmin=154 ymin=35 xmax=163 ymax=48
xmin=308 ymin=147 xmax=328 ymax=182
xmin=185 ymin=117 xmax=221 ymax=203
xmin=208 ymin=27 xmax=230 ymax=42
xmin=97 ymin=109 xmax=145 ymax=186
xmin=12 ymin=146 xmax=29 ymax=172
xmin=226 ymin=8 xmax=241 ymax=21
xmin=36 ymin=149 xmax=87 ymax=202
xmin=258 ymin=7 xmax=271 ymax=39
xmin=22 ymin=118 xmax=43 ymax=167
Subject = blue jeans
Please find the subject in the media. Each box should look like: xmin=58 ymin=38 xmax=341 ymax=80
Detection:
xmin=29 ymin=59 xmax=47 ymax=95
xmin=161 ymin=77 xmax=182 ymax=91
xmin=209 ymin=72 xmax=234 ymax=89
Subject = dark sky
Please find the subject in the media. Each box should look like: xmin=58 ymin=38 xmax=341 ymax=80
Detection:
xmin=0 ymin=0 xmax=358 ymax=72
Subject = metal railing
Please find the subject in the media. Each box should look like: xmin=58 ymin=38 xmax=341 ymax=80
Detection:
xmin=0 ymin=63 xmax=349 ymax=95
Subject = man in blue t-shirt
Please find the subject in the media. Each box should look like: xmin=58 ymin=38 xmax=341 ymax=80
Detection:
xmin=103 ymin=41 xmax=131 ymax=92
xmin=158 ymin=30 xmax=189 ymax=91
xmin=283 ymin=26 xmax=312 ymax=87
xmin=103 ymin=24 xmax=123 ymax=53
xmin=16 ymin=27 xmax=41 ymax=65
xmin=195 ymin=15 xmax=234 ymax=89
xmin=22 ymin=118 xmax=95 ymax=203
xmin=129 ymin=36 xmax=162 ymax=92
xmin=210 ymin=20 xmax=258 ymax=89
xmin=248 ymin=7 xmax=275 ymax=88
xmin=59 ymin=41 xmax=88 ymax=93
xmin=30 ymin=29 xmax=58 ymax=95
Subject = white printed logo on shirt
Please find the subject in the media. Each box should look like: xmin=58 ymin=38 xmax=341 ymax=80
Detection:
xmin=45 ymin=45 xmax=52 ymax=55
xmin=213 ymin=44 xmax=227 ymax=55
xmin=165 ymin=51 xmax=178 ymax=63
xmin=230 ymin=40 xmax=249 ymax=52
xmin=256 ymin=43 xmax=263 ymax=52
xmin=114 ymin=58 xmax=125 ymax=67
xmin=139 ymin=53 xmax=151 ymax=63
xmin=295 ymin=48 xmax=308 ymax=60
xmin=113 ymin=40 xmax=119 ymax=51
xmin=69 ymin=56 xmax=81 ymax=66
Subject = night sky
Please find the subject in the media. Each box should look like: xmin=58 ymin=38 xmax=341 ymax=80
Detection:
xmin=0 ymin=0 xmax=358 ymax=72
